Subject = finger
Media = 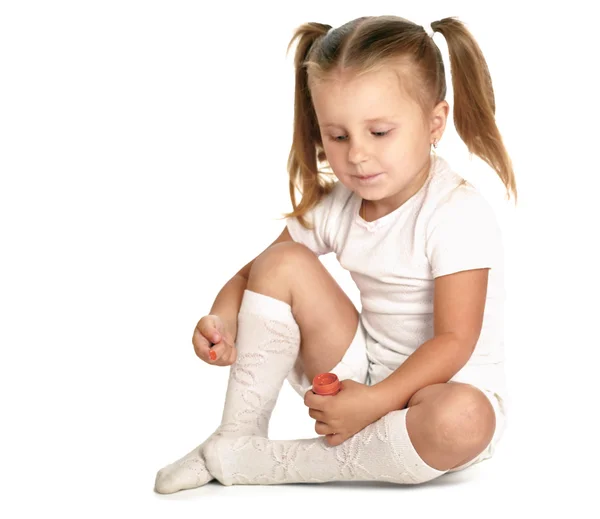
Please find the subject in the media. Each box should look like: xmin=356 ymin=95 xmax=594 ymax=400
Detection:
xmin=223 ymin=345 xmax=237 ymax=366
xmin=220 ymin=335 xmax=234 ymax=350
xmin=199 ymin=319 xmax=222 ymax=345
xmin=304 ymin=391 xmax=326 ymax=411
xmin=215 ymin=338 xmax=239 ymax=365
xmin=315 ymin=421 xmax=333 ymax=436
xmin=217 ymin=344 xmax=235 ymax=366
xmin=308 ymin=408 xmax=325 ymax=421
xmin=194 ymin=329 xmax=226 ymax=364
xmin=192 ymin=327 xmax=212 ymax=360
xmin=207 ymin=339 xmax=230 ymax=363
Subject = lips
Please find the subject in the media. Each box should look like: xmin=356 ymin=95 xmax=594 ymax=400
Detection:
xmin=356 ymin=173 xmax=380 ymax=179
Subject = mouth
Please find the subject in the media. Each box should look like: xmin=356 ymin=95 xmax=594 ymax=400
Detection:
xmin=355 ymin=173 xmax=382 ymax=180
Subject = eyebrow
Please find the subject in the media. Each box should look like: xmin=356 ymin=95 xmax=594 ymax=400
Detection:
xmin=321 ymin=117 xmax=399 ymax=128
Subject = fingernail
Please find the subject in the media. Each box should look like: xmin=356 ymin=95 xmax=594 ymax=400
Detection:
xmin=209 ymin=350 xmax=217 ymax=361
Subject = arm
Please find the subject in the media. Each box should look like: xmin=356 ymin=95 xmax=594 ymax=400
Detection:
xmin=208 ymin=226 xmax=294 ymax=337
xmin=369 ymin=267 xmax=489 ymax=415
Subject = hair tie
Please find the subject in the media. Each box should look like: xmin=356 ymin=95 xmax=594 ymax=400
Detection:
xmin=420 ymin=23 xmax=435 ymax=38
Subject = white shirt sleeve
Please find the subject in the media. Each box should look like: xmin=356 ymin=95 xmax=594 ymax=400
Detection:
xmin=425 ymin=185 xmax=503 ymax=278
xmin=285 ymin=182 xmax=343 ymax=256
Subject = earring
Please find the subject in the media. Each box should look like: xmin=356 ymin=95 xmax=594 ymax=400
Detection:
xmin=431 ymin=138 xmax=438 ymax=156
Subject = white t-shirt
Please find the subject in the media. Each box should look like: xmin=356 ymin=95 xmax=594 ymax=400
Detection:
xmin=286 ymin=155 xmax=507 ymax=398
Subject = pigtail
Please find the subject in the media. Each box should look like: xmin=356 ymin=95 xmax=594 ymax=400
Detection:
xmin=281 ymin=23 xmax=336 ymax=229
xmin=432 ymin=17 xmax=518 ymax=203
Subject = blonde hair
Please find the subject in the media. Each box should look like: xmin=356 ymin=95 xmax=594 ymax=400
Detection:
xmin=280 ymin=16 xmax=518 ymax=229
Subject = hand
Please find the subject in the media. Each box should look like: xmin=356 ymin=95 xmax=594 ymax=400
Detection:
xmin=303 ymin=379 xmax=386 ymax=447
xmin=193 ymin=314 xmax=237 ymax=366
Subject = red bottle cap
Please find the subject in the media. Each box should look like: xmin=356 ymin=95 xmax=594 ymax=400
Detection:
xmin=312 ymin=373 xmax=341 ymax=396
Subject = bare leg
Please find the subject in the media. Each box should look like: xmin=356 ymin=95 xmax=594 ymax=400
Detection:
xmin=247 ymin=241 xmax=360 ymax=383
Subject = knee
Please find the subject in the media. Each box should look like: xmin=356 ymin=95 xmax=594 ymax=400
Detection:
xmin=249 ymin=241 xmax=318 ymax=281
xmin=430 ymin=385 xmax=496 ymax=453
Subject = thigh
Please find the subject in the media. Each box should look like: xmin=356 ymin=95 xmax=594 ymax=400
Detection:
xmin=248 ymin=242 xmax=359 ymax=383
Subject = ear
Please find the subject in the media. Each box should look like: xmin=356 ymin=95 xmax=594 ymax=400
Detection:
xmin=430 ymin=100 xmax=449 ymax=141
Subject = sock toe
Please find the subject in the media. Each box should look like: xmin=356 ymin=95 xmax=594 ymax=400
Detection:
xmin=154 ymin=445 xmax=214 ymax=493
xmin=154 ymin=460 xmax=213 ymax=493
xmin=154 ymin=468 xmax=180 ymax=494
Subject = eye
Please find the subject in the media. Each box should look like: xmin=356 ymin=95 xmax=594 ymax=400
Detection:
xmin=328 ymin=131 xmax=390 ymax=142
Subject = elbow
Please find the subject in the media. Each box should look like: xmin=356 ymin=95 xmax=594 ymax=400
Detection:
xmin=447 ymin=332 xmax=479 ymax=357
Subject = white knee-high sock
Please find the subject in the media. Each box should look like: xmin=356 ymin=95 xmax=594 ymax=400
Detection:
xmin=154 ymin=290 xmax=301 ymax=494
xmin=203 ymin=407 xmax=447 ymax=486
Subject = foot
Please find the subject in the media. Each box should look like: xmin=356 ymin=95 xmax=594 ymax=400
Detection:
xmin=154 ymin=440 xmax=213 ymax=494
xmin=153 ymin=422 xmax=252 ymax=493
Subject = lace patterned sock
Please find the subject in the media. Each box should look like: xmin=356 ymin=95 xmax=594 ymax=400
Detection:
xmin=154 ymin=290 xmax=301 ymax=494
xmin=204 ymin=407 xmax=447 ymax=486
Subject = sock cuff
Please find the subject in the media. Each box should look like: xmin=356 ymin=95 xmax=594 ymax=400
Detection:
xmin=239 ymin=289 xmax=296 ymax=325
xmin=387 ymin=409 xmax=447 ymax=484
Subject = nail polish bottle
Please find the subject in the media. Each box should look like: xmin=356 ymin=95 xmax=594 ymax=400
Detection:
xmin=312 ymin=373 xmax=341 ymax=396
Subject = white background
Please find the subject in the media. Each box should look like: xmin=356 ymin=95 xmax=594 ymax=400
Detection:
xmin=1 ymin=0 xmax=598 ymax=517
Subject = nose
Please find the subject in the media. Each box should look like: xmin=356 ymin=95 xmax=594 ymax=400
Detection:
xmin=348 ymin=138 xmax=370 ymax=165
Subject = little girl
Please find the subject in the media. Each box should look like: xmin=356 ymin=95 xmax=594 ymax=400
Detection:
xmin=155 ymin=14 xmax=517 ymax=492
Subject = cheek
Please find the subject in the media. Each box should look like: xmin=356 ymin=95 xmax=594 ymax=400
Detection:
xmin=383 ymin=135 xmax=414 ymax=159
xmin=376 ymin=143 xmax=398 ymax=166
xmin=323 ymin=144 xmax=343 ymax=165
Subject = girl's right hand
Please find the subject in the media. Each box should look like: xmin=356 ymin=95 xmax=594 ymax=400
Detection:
xmin=193 ymin=314 xmax=237 ymax=366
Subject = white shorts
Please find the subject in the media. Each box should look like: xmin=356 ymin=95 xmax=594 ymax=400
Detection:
xmin=287 ymin=318 xmax=508 ymax=474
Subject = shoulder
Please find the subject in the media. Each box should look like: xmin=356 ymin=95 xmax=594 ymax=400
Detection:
xmin=425 ymin=157 xmax=499 ymax=228
xmin=439 ymin=183 xmax=495 ymax=216
xmin=423 ymin=161 xmax=504 ymax=276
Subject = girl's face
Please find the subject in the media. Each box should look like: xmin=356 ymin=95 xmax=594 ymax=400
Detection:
xmin=311 ymin=67 xmax=446 ymax=212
